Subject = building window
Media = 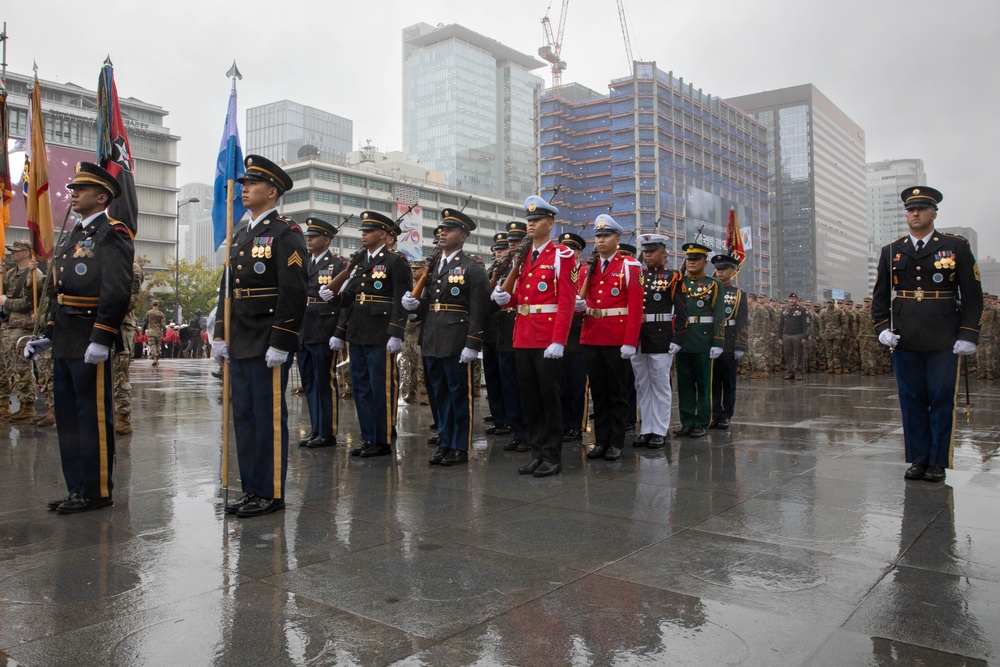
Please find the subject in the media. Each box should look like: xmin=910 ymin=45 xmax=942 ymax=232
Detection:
xmin=422 ymin=209 xmax=438 ymax=220
xmin=315 ymin=169 xmax=340 ymax=182
xmin=343 ymin=174 xmax=366 ymax=188
xmin=342 ymin=195 xmax=366 ymax=208
xmin=368 ymin=199 xmax=392 ymax=213
xmin=286 ymin=169 xmax=309 ymax=183
xmin=439 ymin=193 xmax=458 ymax=205
xmin=315 ymin=191 xmax=339 ymax=204
xmin=419 ymin=189 xmax=438 ymax=202
xmin=369 ymin=180 xmax=392 ymax=193
xmin=282 ymin=191 xmax=310 ymax=204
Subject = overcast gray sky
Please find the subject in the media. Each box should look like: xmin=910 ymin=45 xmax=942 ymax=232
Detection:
xmin=5 ymin=0 xmax=998 ymax=257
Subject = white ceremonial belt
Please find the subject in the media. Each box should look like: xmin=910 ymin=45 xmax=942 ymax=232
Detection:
xmin=644 ymin=313 xmax=673 ymax=322
xmin=586 ymin=307 xmax=628 ymax=319
xmin=726 ymin=319 xmax=737 ymax=326
xmin=689 ymin=316 xmax=714 ymax=324
xmin=516 ymin=303 xmax=558 ymax=315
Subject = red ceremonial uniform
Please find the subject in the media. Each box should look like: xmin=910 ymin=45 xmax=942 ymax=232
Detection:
xmin=512 ymin=241 xmax=578 ymax=348
xmin=580 ymin=252 xmax=644 ymax=347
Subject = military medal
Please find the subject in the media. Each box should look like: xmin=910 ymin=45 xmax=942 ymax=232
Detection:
xmin=933 ymin=273 xmax=943 ymax=283
xmin=451 ymin=287 xmax=460 ymax=296
xmin=697 ymin=299 xmax=705 ymax=308
xmin=611 ymin=288 xmax=620 ymax=296
xmin=254 ymin=262 xmax=266 ymax=274
xmin=653 ymin=293 xmax=662 ymax=301
xmin=75 ymin=263 xmax=87 ymax=275
xmin=373 ymin=281 xmax=383 ymax=289
xmin=538 ymin=282 xmax=548 ymax=292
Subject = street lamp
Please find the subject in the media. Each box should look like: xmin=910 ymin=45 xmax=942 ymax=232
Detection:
xmin=175 ymin=197 xmax=200 ymax=323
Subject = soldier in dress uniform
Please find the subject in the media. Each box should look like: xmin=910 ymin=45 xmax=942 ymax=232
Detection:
xmin=492 ymin=196 xmax=577 ymax=476
xmin=578 ymin=215 xmax=644 ymax=461
xmin=777 ymin=292 xmax=809 ymax=380
xmin=558 ymin=231 xmax=588 ymax=442
xmin=211 ymin=155 xmax=307 ymax=518
xmin=321 ymin=210 xmax=412 ymax=458
xmin=495 ymin=221 xmax=530 ymax=453
xmin=873 ymin=186 xmax=982 ymax=483
xmin=25 ymin=163 xmax=134 ymax=514
xmin=296 ymin=217 xmax=347 ymax=449
xmin=710 ymin=253 xmax=748 ymax=429
xmin=674 ymin=243 xmax=725 ymax=438
xmin=482 ymin=233 xmax=510 ymax=435
xmin=402 ymin=209 xmax=488 ymax=466
xmin=631 ymin=233 xmax=687 ymax=448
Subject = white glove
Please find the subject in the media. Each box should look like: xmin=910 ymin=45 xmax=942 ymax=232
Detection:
xmin=401 ymin=291 xmax=420 ymax=312
xmin=620 ymin=345 xmax=637 ymax=360
xmin=878 ymin=330 xmax=900 ymax=348
xmin=386 ymin=337 xmax=403 ymax=354
xmin=84 ymin=342 xmax=111 ymax=365
xmin=491 ymin=288 xmax=511 ymax=306
xmin=318 ymin=285 xmax=335 ymax=302
xmin=953 ymin=340 xmax=977 ymax=355
xmin=543 ymin=342 xmax=564 ymax=359
xmin=212 ymin=340 xmax=229 ymax=362
xmin=265 ymin=347 xmax=288 ymax=368
xmin=459 ymin=347 xmax=478 ymax=364
xmin=734 ymin=350 xmax=745 ymax=360
xmin=24 ymin=337 xmax=52 ymax=360
xmin=668 ymin=343 xmax=681 ymax=355
xmin=574 ymin=296 xmax=586 ymax=313
xmin=329 ymin=336 xmax=345 ymax=351
xmin=709 ymin=346 xmax=723 ymax=359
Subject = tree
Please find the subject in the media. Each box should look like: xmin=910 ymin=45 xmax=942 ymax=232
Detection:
xmin=142 ymin=256 xmax=222 ymax=324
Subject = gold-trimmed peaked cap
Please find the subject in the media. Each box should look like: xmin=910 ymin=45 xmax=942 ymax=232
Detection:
xmin=67 ymin=162 xmax=121 ymax=199
xmin=901 ymin=185 xmax=943 ymax=210
xmin=559 ymin=232 xmax=586 ymax=251
xmin=238 ymin=154 xmax=293 ymax=195
xmin=438 ymin=208 xmax=477 ymax=233
xmin=506 ymin=220 xmax=528 ymax=240
xmin=682 ymin=242 xmax=712 ymax=259
xmin=304 ymin=217 xmax=337 ymax=238
xmin=524 ymin=195 xmax=558 ymax=221
xmin=358 ymin=210 xmax=395 ymax=233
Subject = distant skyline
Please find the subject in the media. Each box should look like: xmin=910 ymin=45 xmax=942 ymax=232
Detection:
xmin=3 ymin=0 xmax=997 ymax=257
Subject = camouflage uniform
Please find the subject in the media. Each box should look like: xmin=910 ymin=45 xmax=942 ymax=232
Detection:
xmin=819 ymin=303 xmax=847 ymax=373
xmin=747 ymin=297 xmax=770 ymax=378
xmin=1 ymin=263 xmax=44 ymax=421
xmin=978 ymin=296 xmax=998 ymax=381
xmin=112 ymin=263 xmax=142 ymax=434
xmin=766 ymin=301 xmax=781 ymax=371
xmin=806 ymin=306 xmax=823 ymax=372
xmin=842 ymin=304 xmax=858 ymax=373
xmin=144 ymin=304 xmax=167 ymax=365
xmin=398 ymin=318 xmax=424 ymax=403
xmin=858 ymin=301 xmax=879 ymax=375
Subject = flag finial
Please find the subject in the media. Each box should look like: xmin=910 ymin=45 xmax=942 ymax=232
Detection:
xmin=227 ymin=60 xmax=242 ymax=91
xmin=103 ymin=55 xmax=113 ymax=67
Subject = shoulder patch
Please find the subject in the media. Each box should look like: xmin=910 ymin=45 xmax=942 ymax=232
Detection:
xmin=287 ymin=250 xmax=303 ymax=267
xmin=108 ymin=218 xmax=135 ymax=240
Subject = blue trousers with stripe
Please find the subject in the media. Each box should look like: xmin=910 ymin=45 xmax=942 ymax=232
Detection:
xmin=298 ymin=343 xmax=339 ymax=437
xmin=426 ymin=355 xmax=473 ymax=451
xmin=230 ymin=357 xmax=289 ymax=499
xmin=892 ymin=348 xmax=959 ymax=468
xmin=54 ymin=358 xmax=115 ymax=498
xmin=350 ymin=343 xmax=394 ymax=445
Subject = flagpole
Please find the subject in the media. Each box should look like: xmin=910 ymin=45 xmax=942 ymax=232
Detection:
xmin=221 ymin=61 xmax=242 ymax=506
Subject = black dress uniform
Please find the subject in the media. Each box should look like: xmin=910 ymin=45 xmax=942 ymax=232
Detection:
xmin=41 ymin=163 xmax=133 ymax=513
xmin=558 ymin=232 xmax=588 ymax=441
xmin=495 ymin=221 xmax=529 ymax=451
xmin=482 ymin=233 xmax=509 ymax=434
xmin=710 ymin=254 xmax=748 ymax=429
xmin=298 ymin=218 xmax=347 ymax=448
xmin=331 ymin=211 xmax=412 ymax=456
xmin=872 ymin=186 xmax=983 ymax=481
xmin=416 ymin=210 xmax=489 ymax=466
xmin=215 ymin=156 xmax=307 ymax=514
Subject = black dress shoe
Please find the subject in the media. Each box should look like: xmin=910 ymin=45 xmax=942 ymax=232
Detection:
xmin=427 ymin=434 xmax=441 ymax=445
xmin=714 ymin=417 xmax=730 ymax=430
xmin=350 ymin=441 xmax=371 ymax=457
xmin=440 ymin=450 xmax=469 ymax=467
xmin=306 ymin=434 xmax=337 ymax=448
xmin=225 ymin=493 xmax=257 ymax=515
xmin=518 ymin=459 xmax=543 ymax=475
xmin=48 ymin=494 xmax=74 ymax=511
xmin=502 ymin=440 xmax=521 ymax=451
xmin=428 ymin=447 xmax=449 ymax=465
xmin=57 ymin=496 xmax=114 ymax=514
xmin=625 ymin=423 xmax=636 ymax=432
xmin=632 ymin=433 xmax=651 ymax=447
xmin=237 ymin=497 xmax=285 ymax=517
xmin=211 ymin=369 xmax=223 ymax=379
xmin=646 ymin=435 xmax=666 ymax=449
xmin=391 ymin=426 xmax=398 ymax=441
xmin=360 ymin=442 xmax=391 ymax=458
xmin=689 ymin=427 xmax=708 ymax=438
xmin=298 ymin=432 xmax=319 ymax=447
xmin=429 ymin=423 xmax=438 ymax=430
xmin=904 ymin=463 xmax=927 ymax=480
xmin=604 ymin=446 xmax=622 ymax=461
xmin=486 ymin=424 xmax=511 ymax=435
xmin=586 ymin=445 xmax=608 ymax=459
xmin=484 ymin=415 xmax=494 ymax=423
xmin=673 ymin=426 xmax=692 ymax=437
xmin=515 ymin=441 xmax=531 ymax=453
xmin=562 ymin=427 xmax=582 ymax=442
xmin=533 ymin=461 xmax=561 ymax=477
xmin=923 ymin=466 xmax=946 ymax=483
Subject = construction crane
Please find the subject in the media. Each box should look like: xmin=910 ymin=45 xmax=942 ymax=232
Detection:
xmin=616 ymin=0 xmax=637 ymax=70
xmin=539 ymin=0 xmax=569 ymax=87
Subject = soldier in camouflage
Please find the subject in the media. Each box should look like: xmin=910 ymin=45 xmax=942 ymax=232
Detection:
xmin=747 ymin=293 xmax=770 ymax=379
xmin=398 ymin=259 xmax=427 ymax=403
xmin=979 ymin=294 xmax=998 ymax=381
xmin=0 ymin=241 xmax=45 ymax=423
xmin=113 ymin=262 xmax=143 ymax=435
xmin=819 ymin=299 xmax=847 ymax=373
xmin=858 ymin=297 xmax=880 ymax=375
xmin=144 ymin=299 xmax=166 ymax=365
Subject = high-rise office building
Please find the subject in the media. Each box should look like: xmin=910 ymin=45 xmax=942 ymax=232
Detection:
xmin=866 ymin=158 xmax=927 ymax=291
xmin=728 ymin=84 xmax=867 ymax=302
xmin=402 ymin=22 xmax=544 ymax=202
xmin=540 ymin=63 xmax=771 ymax=293
xmin=4 ymin=70 xmax=180 ymax=271
xmin=938 ymin=227 xmax=978 ymax=258
xmin=246 ymin=100 xmax=352 ymax=167
xmin=178 ymin=183 xmax=217 ymax=266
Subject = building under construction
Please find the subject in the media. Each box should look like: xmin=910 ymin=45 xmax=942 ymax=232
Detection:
xmin=539 ymin=62 xmax=771 ymax=294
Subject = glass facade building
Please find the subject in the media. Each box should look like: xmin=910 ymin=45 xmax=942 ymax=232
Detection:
xmin=540 ymin=63 xmax=771 ymax=293
xmin=246 ymin=100 xmax=352 ymax=166
xmin=866 ymin=158 xmax=927 ymax=291
xmin=402 ymin=23 xmax=544 ymax=202
xmin=728 ymin=85 xmax=867 ymax=302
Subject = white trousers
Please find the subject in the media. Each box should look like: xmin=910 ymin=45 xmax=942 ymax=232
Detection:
xmin=631 ymin=351 xmax=674 ymax=436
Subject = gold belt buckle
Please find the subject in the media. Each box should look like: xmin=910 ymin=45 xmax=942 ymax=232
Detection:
xmin=915 ymin=287 xmax=924 ymax=302
xmin=359 ymin=293 xmax=368 ymax=304
xmin=431 ymin=303 xmax=442 ymax=312
xmin=517 ymin=304 xmax=529 ymax=316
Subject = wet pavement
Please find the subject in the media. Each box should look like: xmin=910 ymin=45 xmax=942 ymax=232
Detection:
xmin=2 ymin=360 xmax=999 ymax=666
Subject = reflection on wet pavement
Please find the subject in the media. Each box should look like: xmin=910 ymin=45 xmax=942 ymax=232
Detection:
xmin=1 ymin=361 xmax=999 ymax=665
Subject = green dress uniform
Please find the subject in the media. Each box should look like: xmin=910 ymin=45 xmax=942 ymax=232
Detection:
xmin=676 ymin=270 xmax=725 ymax=433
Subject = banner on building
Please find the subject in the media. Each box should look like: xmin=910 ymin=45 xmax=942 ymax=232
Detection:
xmin=395 ymin=202 xmax=423 ymax=261
xmin=684 ymin=186 xmax=757 ymax=290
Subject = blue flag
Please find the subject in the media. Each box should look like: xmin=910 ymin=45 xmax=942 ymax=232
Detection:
xmin=212 ymin=89 xmax=248 ymax=249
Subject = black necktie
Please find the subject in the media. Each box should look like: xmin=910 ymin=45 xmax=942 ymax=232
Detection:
xmin=602 ymin=258 xmax=609 ymax=274
xmin=916 ymin=239 xmax=924 ymax=253
xmin=532 ymin=249 xmax=539 ymax=264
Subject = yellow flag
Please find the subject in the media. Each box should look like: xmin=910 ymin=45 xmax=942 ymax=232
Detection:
xmin=26 ymin=75 xmax=54 ymax=260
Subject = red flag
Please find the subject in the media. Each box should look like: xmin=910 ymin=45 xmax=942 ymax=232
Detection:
xmin=96 ymin=58 xmax=137 ymax=236
xmin=26 ymin=75 xmax=54 ymax=260
xmin=726 ymin=208 xmax=745 ymax=266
